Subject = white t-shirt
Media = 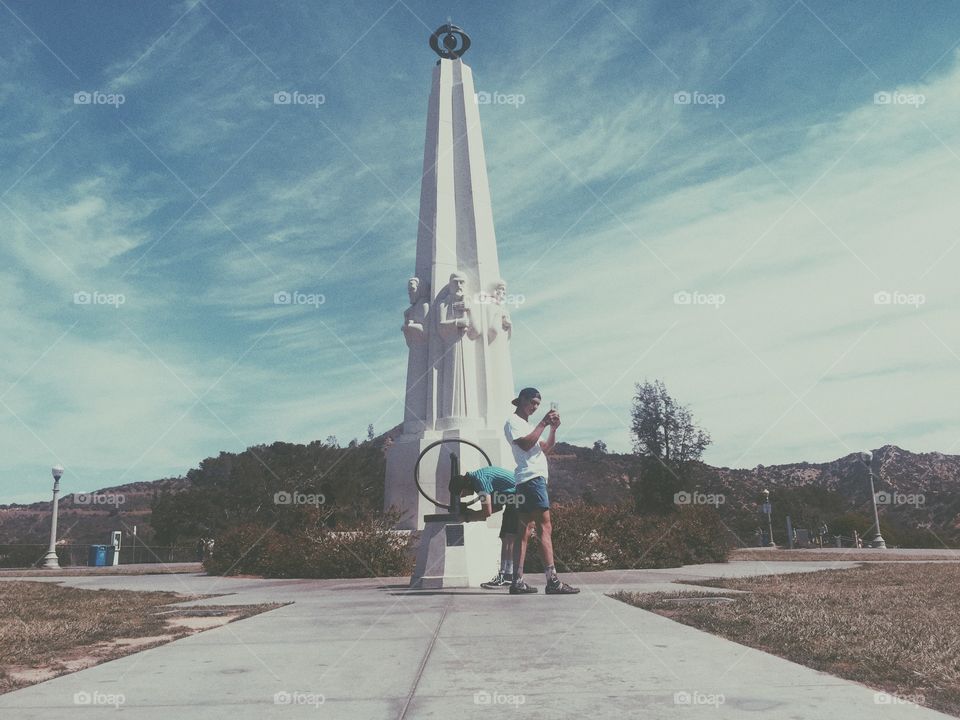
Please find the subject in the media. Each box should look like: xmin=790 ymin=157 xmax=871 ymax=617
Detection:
xmin=504 ymin=413 xmax=550 ymax=484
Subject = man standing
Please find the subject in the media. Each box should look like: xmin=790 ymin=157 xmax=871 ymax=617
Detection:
xmin=449 ymin=466 xmax=520 ymax=588
xmin=504 ymin=387 xmax=579 ymax=595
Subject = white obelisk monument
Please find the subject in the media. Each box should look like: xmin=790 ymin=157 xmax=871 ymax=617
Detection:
xmin=385 ymin=24 xmax=518 ymax=587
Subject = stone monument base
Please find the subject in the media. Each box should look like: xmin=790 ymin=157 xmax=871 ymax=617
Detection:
xmin=409 ymin=511 xmax=502 ymax=589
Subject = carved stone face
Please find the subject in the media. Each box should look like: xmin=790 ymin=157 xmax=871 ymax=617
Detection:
xmin=448 ymin=273 xmax=466 ymax=299
xmin=494 ymin=281 xmax=507 ymax=303
xmin=407 ymin=277 xmax=420 ymax=304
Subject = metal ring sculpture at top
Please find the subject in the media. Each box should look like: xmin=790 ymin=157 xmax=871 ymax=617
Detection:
xmin=414 ymin=438 xmax=491 ymax=511
xmin=429 ymin=23 xmax=471 ymax=59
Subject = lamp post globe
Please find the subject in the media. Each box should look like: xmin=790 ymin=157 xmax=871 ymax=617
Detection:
xmin=42 ymin=465 xmax=65 ymax=569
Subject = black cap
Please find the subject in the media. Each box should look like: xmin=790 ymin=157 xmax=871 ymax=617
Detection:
xmin=511 ymin=387 xmax=541 ymax=407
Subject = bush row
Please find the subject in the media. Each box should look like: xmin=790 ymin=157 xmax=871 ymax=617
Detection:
xmin=204 ymin=503 xmax=730 ymax=578
xmin=525 ymin=502 xmax=732 ymax=573
xmin=203 ymin=517 xmax=415 ymax=578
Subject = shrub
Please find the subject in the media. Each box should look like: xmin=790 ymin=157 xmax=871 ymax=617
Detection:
xmin=204 ymin=517 xmax=415 ymax=579
xmin=525 ymin=502 xmax=731 ymax=573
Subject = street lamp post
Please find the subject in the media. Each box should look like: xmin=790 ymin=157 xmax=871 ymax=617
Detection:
xmin=762 ymin=489 xmax=775 ymax=547
xmin=859 ymin=451 xmax=887 ymax=549
xmin=42 ymin=465 xmax=64 ymax=569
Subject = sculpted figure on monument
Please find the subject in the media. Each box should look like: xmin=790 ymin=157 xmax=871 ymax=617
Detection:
xmin=486 ymin=278 xmax=513 ymax=344
xmin=436 ymin=271 xmax=479 ymax=420
xmin=402 ymin=277 xmax=429 ymax=347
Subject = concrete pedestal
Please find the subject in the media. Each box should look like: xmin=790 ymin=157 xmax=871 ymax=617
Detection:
xmin=409 ymin=512 xmax=502 ymax=588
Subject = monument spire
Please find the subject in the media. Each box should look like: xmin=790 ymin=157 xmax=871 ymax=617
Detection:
xmin=385 ymin=25 xmax=518 ymax=539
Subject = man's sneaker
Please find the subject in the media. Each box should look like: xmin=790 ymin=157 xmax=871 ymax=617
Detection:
xmin=480 ymin=572 xmax=511 ymax=589
xmin=545 ymin=577 xmax=580 ymax=594
xmin=509 ymin=579 xmax=538 ymax=594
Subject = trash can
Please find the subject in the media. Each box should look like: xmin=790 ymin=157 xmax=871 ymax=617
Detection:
xmin=88 ymin=544 xmax=109 ymax=567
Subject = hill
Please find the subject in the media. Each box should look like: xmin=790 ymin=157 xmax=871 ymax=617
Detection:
xmin=2 ymin=435 xmax=958 ymax=549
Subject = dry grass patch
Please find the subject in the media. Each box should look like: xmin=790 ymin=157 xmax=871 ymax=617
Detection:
xmin=731 ymin=548 xmax=959 ymax=562
xmin=0 ymin=581 xmax=281 ymax=692
xmin=613 ymin=563 xmax=960 ymax=717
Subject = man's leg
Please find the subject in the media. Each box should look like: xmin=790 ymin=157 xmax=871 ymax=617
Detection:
xmin=510 ymin=516 xmax=537 ymax=593
xmin=535 ymin=509 xmax=555 ymax=575
xmin=482 ymin=529 xmax=517 ymax=589
xmin=513 ymin=516 xmax=533 ymax=577
xmin=501 ymin=534 xmax=516 ymax=577
xmin=527 ymin=481 xmax=578 ymax=595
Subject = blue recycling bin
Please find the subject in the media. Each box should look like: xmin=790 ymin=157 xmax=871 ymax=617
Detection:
xmin=88 ymin=544 xmax=109 ymax=567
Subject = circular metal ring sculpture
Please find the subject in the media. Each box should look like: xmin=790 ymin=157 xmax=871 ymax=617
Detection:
xmin=429 ymin=23 xmax=471 ymax=59
xmin=414 ymin=438 xmax=491 ymax=511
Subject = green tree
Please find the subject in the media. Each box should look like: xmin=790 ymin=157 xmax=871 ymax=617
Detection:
xmin=629 ymin=380 xmax=711 ymax=514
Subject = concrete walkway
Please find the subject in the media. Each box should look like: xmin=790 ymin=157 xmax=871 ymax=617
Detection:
xmin=0 ymin=561 xmax=951 ymax=719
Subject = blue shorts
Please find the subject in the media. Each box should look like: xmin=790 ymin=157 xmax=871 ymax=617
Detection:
xmin=516 ymin=477 xmax=549 ymax=513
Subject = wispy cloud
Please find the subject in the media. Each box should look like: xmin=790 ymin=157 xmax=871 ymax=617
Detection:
xmin=2 ymin=1 xmax=960 ymax=502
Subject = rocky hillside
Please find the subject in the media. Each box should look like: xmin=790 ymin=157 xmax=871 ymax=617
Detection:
xmin=2 ymin=440 xmax=957 ymax=547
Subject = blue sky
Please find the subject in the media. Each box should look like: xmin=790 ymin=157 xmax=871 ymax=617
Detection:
xmin=2 ymin=0 xmax=960 ymax=503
